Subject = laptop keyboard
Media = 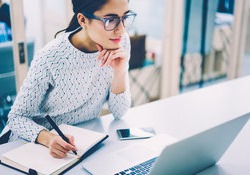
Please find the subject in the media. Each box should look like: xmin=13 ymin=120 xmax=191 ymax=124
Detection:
xmin=114 ymin=157 xmax=157 ymax=175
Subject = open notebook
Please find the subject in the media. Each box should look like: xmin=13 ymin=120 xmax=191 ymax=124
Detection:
xmin=0 ymin=124 xmax=108 ymax=175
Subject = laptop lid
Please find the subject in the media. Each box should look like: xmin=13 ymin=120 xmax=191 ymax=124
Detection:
xmin=83 ymin=114 xmax=249 ymax=175
xmin=149 ymin=114 xmax=250 ymax=175
xmin=83 ymin=134 xmax=177 ymax=174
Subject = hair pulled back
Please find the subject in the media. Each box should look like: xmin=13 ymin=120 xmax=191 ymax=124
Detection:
xmin=55 ymin=0 xmax=107 ymax=38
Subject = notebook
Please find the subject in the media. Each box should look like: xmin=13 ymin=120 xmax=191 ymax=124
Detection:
xmin=83 ymin=113 xmax=249 ymax=175
xmin=0 ymin=124 xmax=108 ymax=175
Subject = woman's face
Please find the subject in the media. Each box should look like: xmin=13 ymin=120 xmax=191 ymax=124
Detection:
xmin=84 ymin=0 xmax=129 ymax=50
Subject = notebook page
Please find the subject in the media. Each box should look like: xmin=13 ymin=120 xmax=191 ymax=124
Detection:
xmin=2 ymin=142 xmax=77 ymax=175
xmin=57 ymin=124 xmax=107 ymax=156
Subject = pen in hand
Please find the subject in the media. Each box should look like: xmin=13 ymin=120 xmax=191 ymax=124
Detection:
xmin=45 ymin=115 xmax=77 ymax=155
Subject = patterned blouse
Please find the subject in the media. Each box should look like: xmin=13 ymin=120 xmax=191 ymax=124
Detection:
xmin=7 ymin=31 xmax=131 ymax=142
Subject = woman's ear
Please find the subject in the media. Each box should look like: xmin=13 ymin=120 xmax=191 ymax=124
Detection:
xmin=77 ymin=13 xmax=86 ymax=28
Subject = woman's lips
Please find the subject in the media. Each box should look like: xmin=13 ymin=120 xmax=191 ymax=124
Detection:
xmin=110 ymin=38 xmax=121 ymax=43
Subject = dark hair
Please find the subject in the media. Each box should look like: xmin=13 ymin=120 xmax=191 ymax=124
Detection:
xmin=55 ymin=0 xmax=107 ymax=38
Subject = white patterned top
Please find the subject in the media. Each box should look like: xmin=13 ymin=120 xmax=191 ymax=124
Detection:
xmin=7 ymin=32 xmax=131 ymax=142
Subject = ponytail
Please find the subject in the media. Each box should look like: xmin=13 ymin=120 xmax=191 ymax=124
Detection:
xmin=66 ymin=14 xmax=80 ymax=32
xmin=55 ymin=0 xmax=108 ymax=38
xmin=54 ymin=14 xmax=80 ymax=38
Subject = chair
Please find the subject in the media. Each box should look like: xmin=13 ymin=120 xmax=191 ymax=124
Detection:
xmin=0 ymin=40 xmax=34 ymax=127
xmin=129 ymin=35 xmax=146 ymax=70
xmin=128 ymin=34 xmax=161 ymax=106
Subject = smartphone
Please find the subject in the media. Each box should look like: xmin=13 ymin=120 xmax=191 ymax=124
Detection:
xmin=116 ymin=127 xmax=156 ymax=140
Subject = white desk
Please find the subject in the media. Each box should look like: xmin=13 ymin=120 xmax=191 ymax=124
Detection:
xmin=1 ymin=75 xmax=250 ymax=175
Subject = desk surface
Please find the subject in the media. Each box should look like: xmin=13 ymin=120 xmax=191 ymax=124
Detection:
xmin=1 ymin=75 xmax=250 ymax=175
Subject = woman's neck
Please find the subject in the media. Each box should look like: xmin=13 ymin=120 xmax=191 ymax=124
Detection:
xmin=69 ymin=29 xmax=98 ymax=53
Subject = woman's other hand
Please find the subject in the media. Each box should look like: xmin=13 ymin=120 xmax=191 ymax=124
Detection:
xmin=96 ymin=43 xmax=128 ymax=73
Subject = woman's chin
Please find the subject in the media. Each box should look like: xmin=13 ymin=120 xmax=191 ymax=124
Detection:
xmin=103 ymin=43 xmax=120 ymax=50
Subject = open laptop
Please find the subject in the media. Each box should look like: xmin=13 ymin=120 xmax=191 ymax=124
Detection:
xmin=83 ymin=114 xmax=249 ymax=175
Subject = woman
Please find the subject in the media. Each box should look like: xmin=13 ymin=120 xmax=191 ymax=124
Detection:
xmin=4 ymin=0 xmax=136 ymax=158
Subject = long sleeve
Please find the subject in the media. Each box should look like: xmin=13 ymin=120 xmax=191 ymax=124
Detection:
xmin=7 ymin=51 xmax=54 ymax=142
xmin=108 ymin=89 xmax=131 ymax=119
xmin=108 ymin=33 xmax=131 ymax=119
xmin=7 ymin=32 xmax=132 ymax=142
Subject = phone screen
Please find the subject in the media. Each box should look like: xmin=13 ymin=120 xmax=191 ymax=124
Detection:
xmin=116 ymin=127 xmax=156 ymax=140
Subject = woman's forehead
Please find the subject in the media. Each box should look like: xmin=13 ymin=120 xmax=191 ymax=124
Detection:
xmin=95 ymin=0 xmax=129 ymax=16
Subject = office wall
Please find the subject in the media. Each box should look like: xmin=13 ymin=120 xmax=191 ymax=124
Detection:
xmin=43 ymin=0 xmax=69 ymax=44
xmin=23 ymin=0 xmax=44 ymax=51
xmin=2 ymin=0 xmax=42 ymax=50
xmin=22 ymin=0 xmax=70 ymax=51
xmin=2 ymin=0 xmax=10 ymax=3
xmin=246 ymin=14 xmax=250 ymax=54
xmin=129 ymin=0 xmax=165 ymax=39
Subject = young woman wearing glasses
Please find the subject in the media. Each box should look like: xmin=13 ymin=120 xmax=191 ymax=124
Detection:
xmin=4 ymin=0 xmax=136 ymax=158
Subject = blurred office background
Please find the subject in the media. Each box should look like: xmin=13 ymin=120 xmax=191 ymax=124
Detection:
xmin=0 ymin=0 xmax=250 ymax=133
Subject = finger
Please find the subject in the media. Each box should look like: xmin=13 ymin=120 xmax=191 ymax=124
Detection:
xmin=57 ymin=138 xmax=77 ymax=151
xmin=109 ymin=49 xmax=126 ymax=60
xmin=54 ymin=143 xmax=70 ymax=153
xmin=107 ymin=52 xmax=126 ymax=65
xmin=97 ymin=49 xmax=107 ymax=60
xmin=51 ymin=152 xmax=60 ymax=158
xmin=66 ymin=135 xmax=76 ymax=147
xmin=50 ymin=148 xmax=67 ymax=158
xmin=111 ymin=51 xmax=126 ymax=60
xmin=51 ymin=151 xmax=61 ymax=158
xmin=96 ymin=43 xmax=103 ymax=52
xmin=105 ymin=52 xmax=114 ymax=66
xmin=101 ymin=51 xmax=111 ymax=67
xmin=98 ymin=46 xmax=122 ymax=60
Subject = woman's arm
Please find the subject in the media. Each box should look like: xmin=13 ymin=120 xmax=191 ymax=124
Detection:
xmin=111 ymin=68 xmax=129 ymax=94
xmin=7 ymin=51 xmax=53 ymax=142
xmin=108 ymin=69 xmax=131 ymax=119
xmin=96 ymin=33 xmax=131 ymax=119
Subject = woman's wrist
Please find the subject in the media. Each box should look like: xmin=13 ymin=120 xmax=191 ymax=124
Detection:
xmin=114 ymin=69 xmax=127 ymax=77
xmin=36 ymin=130 xmax=56 ymax=147
xmin=113 ymin=62 xmax=129 ymax=74
xmin=112 ymin=70 xmax=129 ymax=94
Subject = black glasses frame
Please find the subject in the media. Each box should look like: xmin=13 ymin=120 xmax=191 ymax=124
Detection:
xmin=83 ymin=11 xmax=137 ymax=31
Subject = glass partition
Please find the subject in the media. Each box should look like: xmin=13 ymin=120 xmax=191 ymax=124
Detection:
xmin=0 ymin=0 xmax=16 ymax=130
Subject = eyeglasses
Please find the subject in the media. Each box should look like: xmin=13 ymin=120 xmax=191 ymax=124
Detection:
xmin=83 ymin=11 xmax=137 ymax=31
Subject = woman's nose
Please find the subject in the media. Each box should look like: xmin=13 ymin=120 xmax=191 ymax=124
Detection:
xmin=114 ymin=20 xmax=126 ymax=35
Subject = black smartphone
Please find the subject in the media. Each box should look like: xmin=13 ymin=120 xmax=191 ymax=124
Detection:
xmin=116 ymin=127 xmax=156 ymax=140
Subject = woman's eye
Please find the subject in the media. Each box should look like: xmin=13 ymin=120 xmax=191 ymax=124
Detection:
xmin=123 ymin=15 xmax=129 ymax=20
xmin=107 ymin=18 xmax=116 ymax=23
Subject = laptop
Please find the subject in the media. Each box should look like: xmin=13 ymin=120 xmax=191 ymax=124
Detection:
xmin=83 ymin=114 xmax=249 ymax=175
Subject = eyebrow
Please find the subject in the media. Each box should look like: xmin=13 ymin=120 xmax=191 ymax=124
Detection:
xmin=104 ymin=10 xmax=131 ymax=17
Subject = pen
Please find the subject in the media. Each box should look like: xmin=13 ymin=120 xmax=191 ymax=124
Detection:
xmin=45 ymin=115 xmax=77 ymax=155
